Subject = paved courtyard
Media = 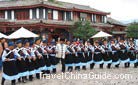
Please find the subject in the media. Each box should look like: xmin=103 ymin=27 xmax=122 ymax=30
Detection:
xmin=1 ymin=64 xmax=138 ymax=85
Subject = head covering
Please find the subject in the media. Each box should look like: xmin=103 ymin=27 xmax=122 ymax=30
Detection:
xmin=8 ymin=41 xmax=14 ymax=47
xmin=35 ymin=37 xmax=41 ymax=42
xmin=120 ymin=37 xmax=125 ymax=41
xmin=72 ymin=38 xmax=76 ymax=42
xmin=60 ymin=37 xmax=65 ymax=41
xmin=16 ymin=39 xmax=22 ymax=44
xmin=23 ymin=39 xmax=29 ymax=44
xmin=80 ymin=40 xmax=83 ymax=43
xmin=43 ymin=39 xmax=48 ymax=43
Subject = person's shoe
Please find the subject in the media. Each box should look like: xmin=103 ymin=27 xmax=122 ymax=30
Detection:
xmin=22 ymin=79 xmax=26 ymax=83
xmin=1 ymin=82 xmax=4 ymax=85
xmin=22 ymin=80 xmax=26 ymax=83
xmin=82 ymin=67 xmax=86 ymax=70
xmin=29 ymin=78 xmax=33 ymax=81
xmin=11 ymin=82 xmax=16 ymax=85
xmin=52 ymin=69 xmax=56 ymax=74
xmin=62 ymin=70 xmax=65 ymax=73
xmin=18 ymin=79 xmax=21 ymax=83
xmin=46 ymin=70 xmax=50 ymax=74
xmin=115 ymin=65 xmax=119 ymax=68
xmin=68 ymin=68 xmax=72 ymax=72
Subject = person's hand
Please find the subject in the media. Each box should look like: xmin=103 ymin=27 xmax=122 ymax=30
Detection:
xmin=38 ymin=56 xmax=42 ymax=59
xmin=18 ymin=57 xmax=22 ymax=61
xmin=5 ymin=58 xmax=10 ymax=61
xmin=28 ymin=57 xmax=32 ymax=60
xmin=65 ymin=52 xmax=68 ymax=54
xmin=33 ymin=57 xmax=36 ymax=61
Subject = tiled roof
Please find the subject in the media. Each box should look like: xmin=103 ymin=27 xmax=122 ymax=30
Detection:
xmin=107 ymin=17 xmax=126 ymax=27
xmin=0 ymin=0 xmax=108 ymax=14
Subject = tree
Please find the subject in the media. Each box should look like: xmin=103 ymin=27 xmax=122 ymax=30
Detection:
xmin=127 ymin=23 xmax=138 ymax=38
xmin=71 ymin=21 xmax=96 ymax=40
xmin=48 ymin=0 xmax=56 ymax=2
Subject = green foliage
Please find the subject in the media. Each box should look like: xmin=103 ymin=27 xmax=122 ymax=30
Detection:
xmin=127 ymin=23 xmax=138 ymax=38
xmin=48 ymin=0 xmax=55 ymax=2
xmin=71 ymin=21 xmax=96 ymax=40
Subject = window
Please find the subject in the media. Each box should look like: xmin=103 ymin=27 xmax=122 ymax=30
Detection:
xmin=7 ymin=10 xmax=12 ymax=19
xmin=101 ymin=16 xmax=107 ymax=23
xmin=15 ymin=10 xmax=29 ymax=20
xmin=66 ymin=11 xmax=71 ymax=21
xmin=39 ymin=8 xmax=43 ymax=19
xmin=91 ymin=14 xmax=96 ymax=23
xmin=53 ymin=10 xmax=58 ymax=20
xmin=80 ymin=13 xmax=87 ymax=21
xmin=0 ymin=11 xmax=4 ymax=18
xmin=45 ymin=9 xmax=48 ymax=20
xmin=93 ymin=14 xmax=96 ymax=23
xmin=80 ymin=17 xmax=86 ymax=21
xmin=101 ymin=16 xmax=104 ymax=23
xmin=32 ymin=8 xmax=36 ymax=19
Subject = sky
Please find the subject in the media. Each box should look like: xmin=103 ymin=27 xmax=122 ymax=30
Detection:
xmin=58 ymin=0 xmax=138 ymax=23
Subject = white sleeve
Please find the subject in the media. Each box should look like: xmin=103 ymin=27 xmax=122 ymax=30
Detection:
xmin=116 ymin=44 xmax=120 ymax=49
xmin=91 ymin=46 xmax=94 ymax=52
xmin=56 ymin=44 xmax=59 ymax=52
xmin=22 ymin=49 xmax=29 ymax=58
xmin=100 ymin=47 xmax=105 ymax=52
xmin=14 ymin=50 xmax=21 ymax=58
xmin=108 ymin=45 xmax=112 ymax=51
xmin=30 ymin=49 xmax=35 ymax=57
xmin=41 ymin=47 xmax=46 ymax=54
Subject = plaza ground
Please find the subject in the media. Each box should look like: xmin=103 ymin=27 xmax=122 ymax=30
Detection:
xmin=0 ymin=63 xmax=138 ymax=85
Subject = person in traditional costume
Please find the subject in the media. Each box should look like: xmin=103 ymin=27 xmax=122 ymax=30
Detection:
xmin=91 ymin=41 xmax=104 ymax=69
xmin=1 ymin=41 xmax=19 ymax=85
xmin=41 ymin=40 xmax=52 ymax=74
xmin=81 ymin=41 xmax=88 ymax=70
xmin=102 ymin=40 xmax=112 ymax=69
xmin=127 ymin=40 xmax=137 ymax=68
xmin=109 ymin=40 xmax=120 ymax=68
xmin=71 ymin=41 xmax=81 ymax=71
xmin=47 ymin=41 xmax=57 ymax=73
xmin=55 ymin=38 xmax=67 ymax=72
xmin=87 ymin=42 xmax=94 ymax=70
xmin=65 ymin=40 xmax=74 ymax=72
xmin=23 ymin=39 xmax=36 ymax=81
xmin=118 ymin=39 xmax=130 ymax=68
xmin=14 ymin=40 xmax=29 ymax=83
xmin=34 ymin=38 xmax=46 ymax=79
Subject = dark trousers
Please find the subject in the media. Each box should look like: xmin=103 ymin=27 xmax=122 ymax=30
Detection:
xmin=90 ymin=63 xmax=103 ymax=69
xmin=58 ymin=58 xmax=66 ymax=72
xmin=1 ymin=77 xmax=16 ymax=85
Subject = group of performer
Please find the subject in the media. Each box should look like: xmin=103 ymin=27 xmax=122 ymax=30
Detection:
xmin=1 ymin=37 xmax=138 ymax=85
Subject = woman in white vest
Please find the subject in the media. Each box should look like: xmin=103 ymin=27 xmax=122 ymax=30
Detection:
xmin=55 ymin=38 xmax=67 ymax=73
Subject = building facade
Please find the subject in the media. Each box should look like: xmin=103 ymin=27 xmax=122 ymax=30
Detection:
xmin=0 ymin=0 xmax=126 ymax=41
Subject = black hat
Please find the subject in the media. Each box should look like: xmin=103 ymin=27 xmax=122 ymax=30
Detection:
xmin=8 ymin=41 xmax=14 ymax=46
xmin=35 ymin=37 xmax=41 ymax=42
xmin=43 ymin=39 xmax=48 ymax=43
xmin=16 ymin=39 xmax=22 ymax=44
xmin=120 ymin=37 xmax=125 ymax=41
xmin=23 ymin=39 xmax=29 ymax=44
xmin=60 ymin=38 xmax=65 ymax=41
